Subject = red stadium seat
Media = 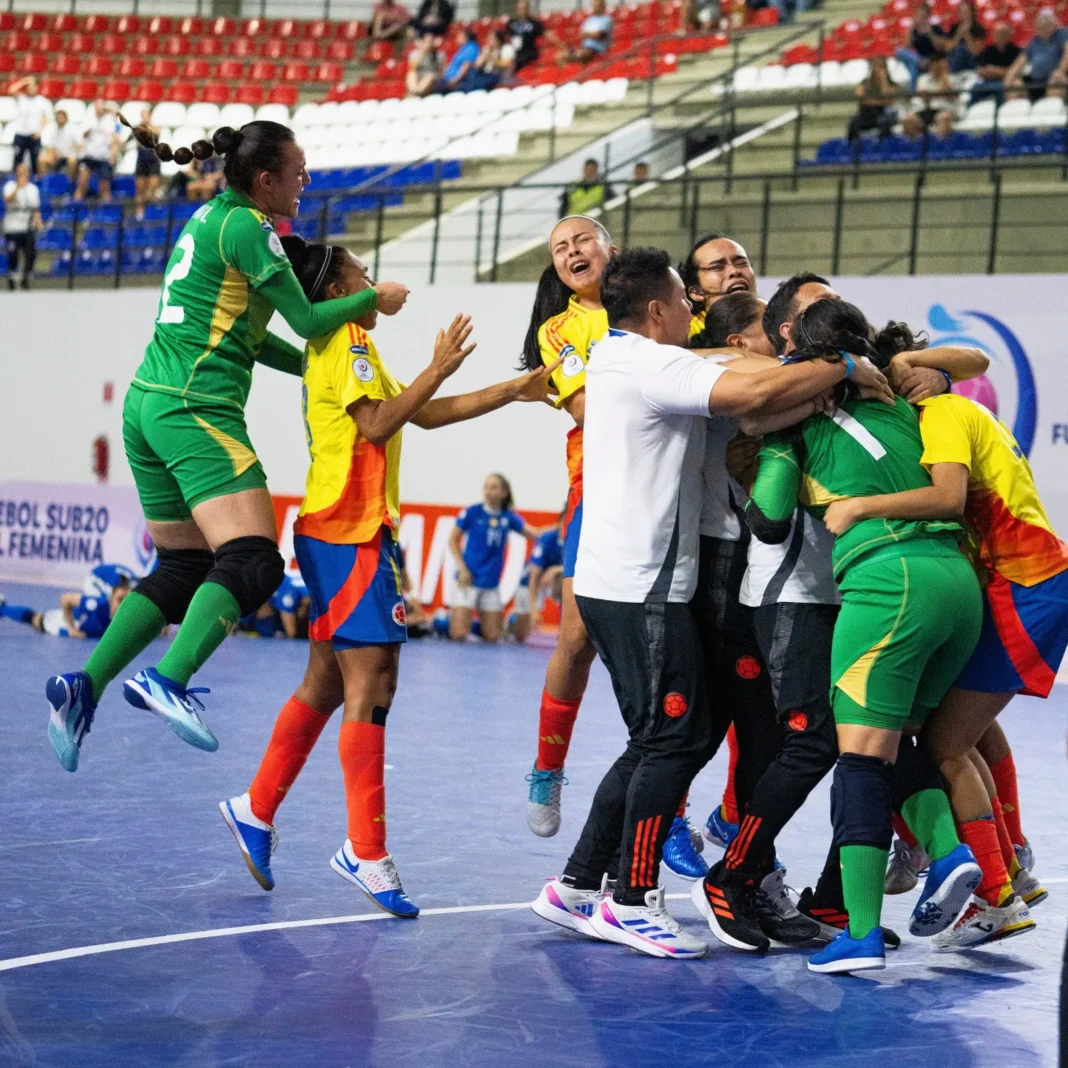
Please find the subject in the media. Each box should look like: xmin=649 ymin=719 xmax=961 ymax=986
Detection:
xmin=164 ymin=37 xmax=191 ymax=57
xmin=365 ymin=40 xmax=392 ymax=62
xmin=241 ymin=17 xmax=268 ymax=36
xmin=133 ymin=79 xmax=164 ymax=102
xmin=181 ymin=58 xmax=212 ymax=79
xmin=202 ymin=81 xmax=231 ymax=104
xmin=259 ymin=38 xmax=286 ymax=58
xmin=102 ymin=78 xmax=131 ymax=100
xmin=52 ymin=54 xmax=80 ymax=75
xmin=235 ymin=83 xmax=264 ymax=104
xmin=335 ymin=20 xmax=367 ymax=40
xmin=249 ymin=60 xmax=277 ymax=80
xmin=217 ymin=59 xmax=244 ymax=79
xmin=146 ymin=16 xmax=174 ymax=35
xmin=68 ymin=77 xmax=100 ymax=100
xmin=82 ymin=15 xmax=110 ymax=33
xmin=314 ymin=61 xmax=344 ymax=82
xmin=375 ymin=57 xmax=401 ymax=77
xmin=165 ymin=80 xmax=196 ymax=103
xmin=134 ymin=36 xmax=161 ymax=56
xmin=119 ymin=57 xmax=146 ymax=78
xmin=115 ymin=15 xmax=141 ymax=34
xmin=67 ymin=32 xmax=96 ymax=53
xmin=18 ymin=53 xmax=48 ymax=75
xmin=84 ymin=56 xmax=114 ymax=77
xmin=272 ymin=18 xmax=299 ymax=37
xmin=0 ymin=53 xmax=13 ymax=74
xmin=292 ymin=38 xmax=320 ymax=59
xmin=101 ymin=33 xmax=128 ymax=54
xmin=326 ymin=40 xmax=354 ymax=61
xmin=282 ymin=61 xmax=310 ymax=81
xmin=195 ymin=37 xmax=223 ymax=57
xmin=306 ymin=19 xmax=331 ymax=39
xmin=51 ymin=13 xmax=77 ymax=33
xmin=228 ymin=37 xmax=256 ymax=57
xmin=0 ymin=12 xmax=12 ymax=32
xmin=178 ymin=17 xmax=205 ymax=35
xmin=149 ymin=57 xmax=179 ymax=79
xmin=39 ymin=76 xmax=66 ymax=97
xmin=35 ymin=32 xmax=64 ymax=52
xmin=267 ymin=84 xmax=298 ymax=105
xmin=20 ymin=13 xmax=47 ymax=32
xmin=210 ymin=17 xmax=236 ymax=36
xmin=3 ymin=31 xmax=30 ymax=52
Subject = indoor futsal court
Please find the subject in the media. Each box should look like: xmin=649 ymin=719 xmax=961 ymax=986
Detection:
xmin=1 ymin=589 xmax=1063 ymax=1068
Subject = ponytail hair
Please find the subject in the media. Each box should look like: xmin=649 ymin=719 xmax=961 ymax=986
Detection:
xmin=280 ymin=234 xmax=348 ymax=302
xmin=519 ymin=263 xmax=574 ymax=372
xmin=490 ymin=472 xmax=514 ymax=512
xmin=120 ymin=116 xmax=295 ymax=198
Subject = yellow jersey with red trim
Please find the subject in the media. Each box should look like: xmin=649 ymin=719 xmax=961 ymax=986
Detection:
xmin=689 ymin=310 xmax=706 ymax=338
xmin=294 ymin=322 xmax=404 ymax=545
xmin=536 ymin=295 xmax=608 ymax=492
xmin=918 ymin=393 xmax=1068 ymax=586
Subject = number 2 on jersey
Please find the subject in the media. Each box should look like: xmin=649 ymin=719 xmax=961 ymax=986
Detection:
xmin=157 ymin=233 xmax=196 ymax=325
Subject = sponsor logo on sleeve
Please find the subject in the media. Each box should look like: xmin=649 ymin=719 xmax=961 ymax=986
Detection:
xmin=352 ymin=357 xmax=375 ymax=382
xmin=561 ymin=350 xmax=584 ymax=378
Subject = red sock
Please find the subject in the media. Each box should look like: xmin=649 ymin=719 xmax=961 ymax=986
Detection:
xmin=959 ymin=816 xmax=1012 ymax=906
xmin=991 ymin=796 xmax=1016 ymax=872
xmin=893 ymin=813 xmax=919 ymax=849
xmin=535 ymin=690 xmax=582 ymax=772
xmin=249 ymin=696 xmax=331 ymax=824
xmin=676 ymin=790 xmax=689 ymax=819
xmin=720 ymin=723 xmax=739 ymax=824
xmin=988 ymin=753 xmax=1025 ymax=845
xmin=339 ymin=720 xmax=387 ymax=861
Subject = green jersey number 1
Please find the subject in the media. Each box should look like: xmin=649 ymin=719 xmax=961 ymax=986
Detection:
xmin=157 ymin=232 xmax=196 ymax=325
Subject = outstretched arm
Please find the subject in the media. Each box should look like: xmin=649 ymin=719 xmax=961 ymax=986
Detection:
xmin=889 ymin=344 xmax=989 ymax=403
xmin=256 ymin=331 xmax=305 ymax=376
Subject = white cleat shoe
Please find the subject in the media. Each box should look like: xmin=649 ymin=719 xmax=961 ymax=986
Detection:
xmin=590 ymin=888 xmax=708 ymax=959
xmin=1012 ymin=865 xmax=1048 ymax=907
xmin=531 ymin=877 xmax=606 ymax=940
xmin=885 ymin=837 xmax=930 ymax=895
xmin=329 ymin=842 xmax=419 ymax=917
xmin=933 ymin=894 xmax=1036 ymax=950
xmin=526 ymin=764 xmax=566 ymax=837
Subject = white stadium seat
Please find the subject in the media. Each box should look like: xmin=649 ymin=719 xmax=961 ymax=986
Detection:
xmin=59 ymin=99 xmax=89 ymax=125
xmin=118 ymin=100 xmax=147 ymax=127
xmin=171 ymin=124 xmax=207 ymax=148
xmin=0 ymin=97 xmax=16 ymax=124
xmin=254 ymin=103 xmax=291 ymax=124
xmin=1 ymin=120 xmax=15 ymax=146
xmin=839 ymin=58 xmax=870 ymax=85
xmin=1031 ymin=96 xmax=1067 ymax=125
xmin=995 ymin=98 xmax=1033 ymax=128
xmin=185 ymin=103 xmax=221 ymax=129
xmin=817 ymin=60 xmax=843 ymax=86
xmin=218 ymin=103 xmax=256 ymax=129
xmin=784 ymin=63 xmax=817 ymax=89
xmin=959 ymin=98 xmax=996 ymax=130
xmin=756 ymin=64 xmax=786 ymax=91
xmin=732 ymin=66 xmax=759 ymax=92
xmin=151 ymin=102 xmax=188 ymax=128
xmin=605 ymin=77 xmax=629 ymax=101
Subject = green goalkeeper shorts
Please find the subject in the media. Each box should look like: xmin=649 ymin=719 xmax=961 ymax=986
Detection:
xmin=123 ymin=383 xmax=268 ymax=523
xmin=830 ymin=539 xmax=983 ymax=732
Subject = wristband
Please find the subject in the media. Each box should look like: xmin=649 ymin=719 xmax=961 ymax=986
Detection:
xmin=939 ymin=369 xmax=953 ymax=392
xmin=837 ymin=350 xmax=856 ymax=378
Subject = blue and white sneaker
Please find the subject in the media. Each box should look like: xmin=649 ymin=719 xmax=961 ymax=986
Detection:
xmin=46 ymin=671 xmax=97 ymax=772
xmin=662 ymin=816 xmax=709 ymax=880
xmin=330 ymin=840 xmax=419 ymax=918
xmin=910 ymin=843 xmax=982 ymax=936
xmin=531 ymin=876 xmax=608 ymax=939
xmin=808 ymin=926 xmax=885 ymax=974
xmin=590 ymin=887 xmax=708 ymax=958
xmin=122 ymin=667 xmax=218 ymax=752
xmin=704 ymin=806 xmax=739 ymax=850
xmin=219 ymin=793 xmax=278 ymax=891
xmin=526 ymin=764 xmax=567 ymax=838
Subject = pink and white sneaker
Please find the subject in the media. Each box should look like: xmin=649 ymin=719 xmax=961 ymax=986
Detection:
xmin=590 ymin=888 xmax=708 ymax=959
xmin=531 ymin=877 xmax=608 ymax=939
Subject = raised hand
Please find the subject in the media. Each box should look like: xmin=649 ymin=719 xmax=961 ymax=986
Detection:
xmin=431 ymin=314 xmax=477 ymax=378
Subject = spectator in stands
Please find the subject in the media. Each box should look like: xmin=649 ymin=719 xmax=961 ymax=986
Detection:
xmin=567 ymin=0 xmax=613 ymax=64
xmin=436 ymin=27 xmax=482 ymax=92
xmin=902 ymin=54 xmax=960 ymax=139
xmin=847 ymin=55 xmax=901 ymax=142
xmin=946 ymin=4 xmax=988 ymax=74
xmin=370 ymin=0 xmax=411 ymax=50
xmin=130 ymin=107 xmax=161 ymax=221
xmin=681 ymin=0 xmax=722 ymax=31
xmin=187 ymin=155 xmax=225 ymax=201
xmin=896 ymin=2 xmax=952 ymax=91
xmin=407 ymin=33 xmax=445 ymax=96
xmin=470 ymin=29 xmax=510 ymax=89
xmin=75 ymin=99 xmax=120 ymax=203
xmin=559 ymin=157 xmax=614 ymax=216
xmin=970 ymin=22 xmax=1022 ymax=103
xmin=38 ymin=109 xmax=80 ymax=180
xmin=633 ymin=160 xmax=651 ymax=182
xmin=412 ymin=0 xmax=455 ymax=38
xmin=10 ymin=76 xmax=50 ymax=178
xmin=4 ymin=163 xmax=43 ymax=291
xmin=504 ymin=0 xmax=545 ymax=72
xmin=1005 ymin=10 xmax=1068 ymax=100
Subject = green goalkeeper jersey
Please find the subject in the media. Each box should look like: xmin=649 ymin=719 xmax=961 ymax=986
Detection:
xmin=751 ymin=395 xmax=964 ymax=578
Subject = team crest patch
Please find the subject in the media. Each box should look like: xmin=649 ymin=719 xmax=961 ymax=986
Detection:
xmin=662 ymin=692 xmax=688 ymax=717
xmin=735 ymin=655 xmax=762 ymax=679
xmin=392 ymin=601 xmax=407 ymax=626
xmin=562 ymin=353 xmax=584 ymax=378
xmin=267 ymin=231 xmax=285 ymax=257
xmin=352 ymin=357 xmax=375 ymax=382
xmin=786 ymin=710 xmax=808 ymax=732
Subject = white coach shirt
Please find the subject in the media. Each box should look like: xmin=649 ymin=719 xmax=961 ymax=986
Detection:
xmin=574 ymin=328 xmax=728 ymax=604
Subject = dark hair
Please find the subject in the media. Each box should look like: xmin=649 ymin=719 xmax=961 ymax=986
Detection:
xmin=488 ymin=472 xmax=514 ymax=511
xmin=762 ymin=271 xmax=831 ymax=355
xmin=583 ymin=157 xmax=599 ymax=168
xmin=678 ymin=232 xmax=728 ymax=314
xmin=280 ymin=235 xmax=349 ymax=302
xmin=520 ymin=263 xmax=574 ymax=371
xmin=601 ymin=246 xmax=675 ymax=327
xmin=119 ymin=116 xmax=295 ymax=196
xmin=793 ymin=298 xmax=924 ymax=371
xmin=694 ymin=291 xmax=765 ymax=347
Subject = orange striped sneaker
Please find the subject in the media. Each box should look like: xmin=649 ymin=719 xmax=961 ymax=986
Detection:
xmin=690 ymin=862 xmax=770 ymax=952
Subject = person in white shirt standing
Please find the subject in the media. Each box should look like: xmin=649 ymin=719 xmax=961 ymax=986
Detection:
xmin=10 ymin=76 xmax=51 ymax=178
xmin=75 ymin=99 xmax=120 ymax=203
xmin=4 ymin=163 xmax=43 ymax=291
xmin=39 ymin=109 xmax=82 ymax=181
xmin=530 ymin=247 xmax=891 ymax=959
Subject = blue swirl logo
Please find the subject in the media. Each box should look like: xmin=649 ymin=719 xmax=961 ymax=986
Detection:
xmin=926 ymin=304 xmax=1038 ymax=457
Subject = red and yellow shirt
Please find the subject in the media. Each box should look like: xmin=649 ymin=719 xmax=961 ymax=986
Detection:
xmin=536 ymin=295 xmax=608 ymax=494
xmin=294 ymin=322 xmax=403 ymax=545
xmin=918 ymin=393 xmax=1068 ymax=586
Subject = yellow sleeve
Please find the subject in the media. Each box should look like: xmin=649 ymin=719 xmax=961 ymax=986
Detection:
xmin=326 ymin=329 xmax=390 ymax=412
xmin=539 ymin=318 xmax=587 ymax=408
xmin=919 ymin=396 xmax=975 ymax=472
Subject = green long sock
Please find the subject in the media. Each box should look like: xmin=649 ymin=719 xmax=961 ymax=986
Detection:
xmin=83 ymin=591 xmax=166 ymax=702
xmin=840 ymin=844 xmax=888 ymax=940
xmin=155 ymin=582 xmax=240 ymax=687
xmin=902 ymin=788 xmax=960 ymax=863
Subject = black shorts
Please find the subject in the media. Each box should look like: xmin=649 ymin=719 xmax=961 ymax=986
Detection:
xmin=80 ymin=158 xmax=114 ymax=181
xmin=135 ymin=159 xmax=161 ymax=178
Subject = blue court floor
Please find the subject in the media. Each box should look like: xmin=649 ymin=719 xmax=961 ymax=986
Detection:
xmin=0 ymin=581 xmax=1064 ymax=1068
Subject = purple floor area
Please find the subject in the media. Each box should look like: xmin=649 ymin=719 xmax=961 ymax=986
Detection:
xmin=0 ymin=581 xmax=1064 ymax=1067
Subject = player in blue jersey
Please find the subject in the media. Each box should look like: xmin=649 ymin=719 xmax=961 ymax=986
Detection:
xmin=447 ymin=473 xmax=542 ymax=642
xmin=511 ymin=512 xmax=565 ymax=643
xmin=236 ymin=570 xmax=311 ymax=639
xmin=1 ymin=564 xmax=134 ymax=638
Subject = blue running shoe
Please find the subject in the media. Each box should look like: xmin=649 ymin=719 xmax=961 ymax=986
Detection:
xmin=663 ymin=816 xmax=709 ymax=880
xmin=526 ymin=764 xmax=567 ymax=838
xmin=808 ymin=927 xmax=885 ymax=974
xmin=910 ymin=843 xmax=982 ymax=937
xmin=220 ymin=793 xmax=277 ymax=891
xmin=330 ymin=841 xmax=419 ymax=918
xmin=46 ymin=671 xmax=97 ymax=772
xmin=704 ymin=805 xmax=739 ymax=850
xmin=122 ymin=667 xmax=218 ymax=752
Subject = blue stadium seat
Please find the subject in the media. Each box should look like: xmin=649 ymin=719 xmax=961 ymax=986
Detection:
xmin=883 ymin=135 xmax=923 ymax=162
xmin=80 ymin=228 xmax=119 ymax=250
xmin=51 ymin=204 xmax=87 ymax=225
xmin=39 ymin=173 xmax=71 ymax=197
xmin=1040 ymin=127 xmax=1065 ymax=154
xmin=126 ymin=225 xmax=168 ymax=248
xmin=997 ymin=129 xmax=1040 ymax=156
xmin=50 ymin=251 xmax=73 ymax=277
xmin=38 ymin=228 xmax=74 ymax=251
xmin=334 ymin=193 xmax=403 ymax=213
xmin=814 ymin=138 xmax=853 ymax=165
xmin=86 ymin=205 xmax=122 ymax=225
xmin=291 ymin=216 xmax=321 ymax=239
xmin=112 ymin=176 xmax=136 ymax=199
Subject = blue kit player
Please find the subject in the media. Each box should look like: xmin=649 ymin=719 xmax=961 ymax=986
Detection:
xmin=511 ymin=513 xmax=565 ymax=643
